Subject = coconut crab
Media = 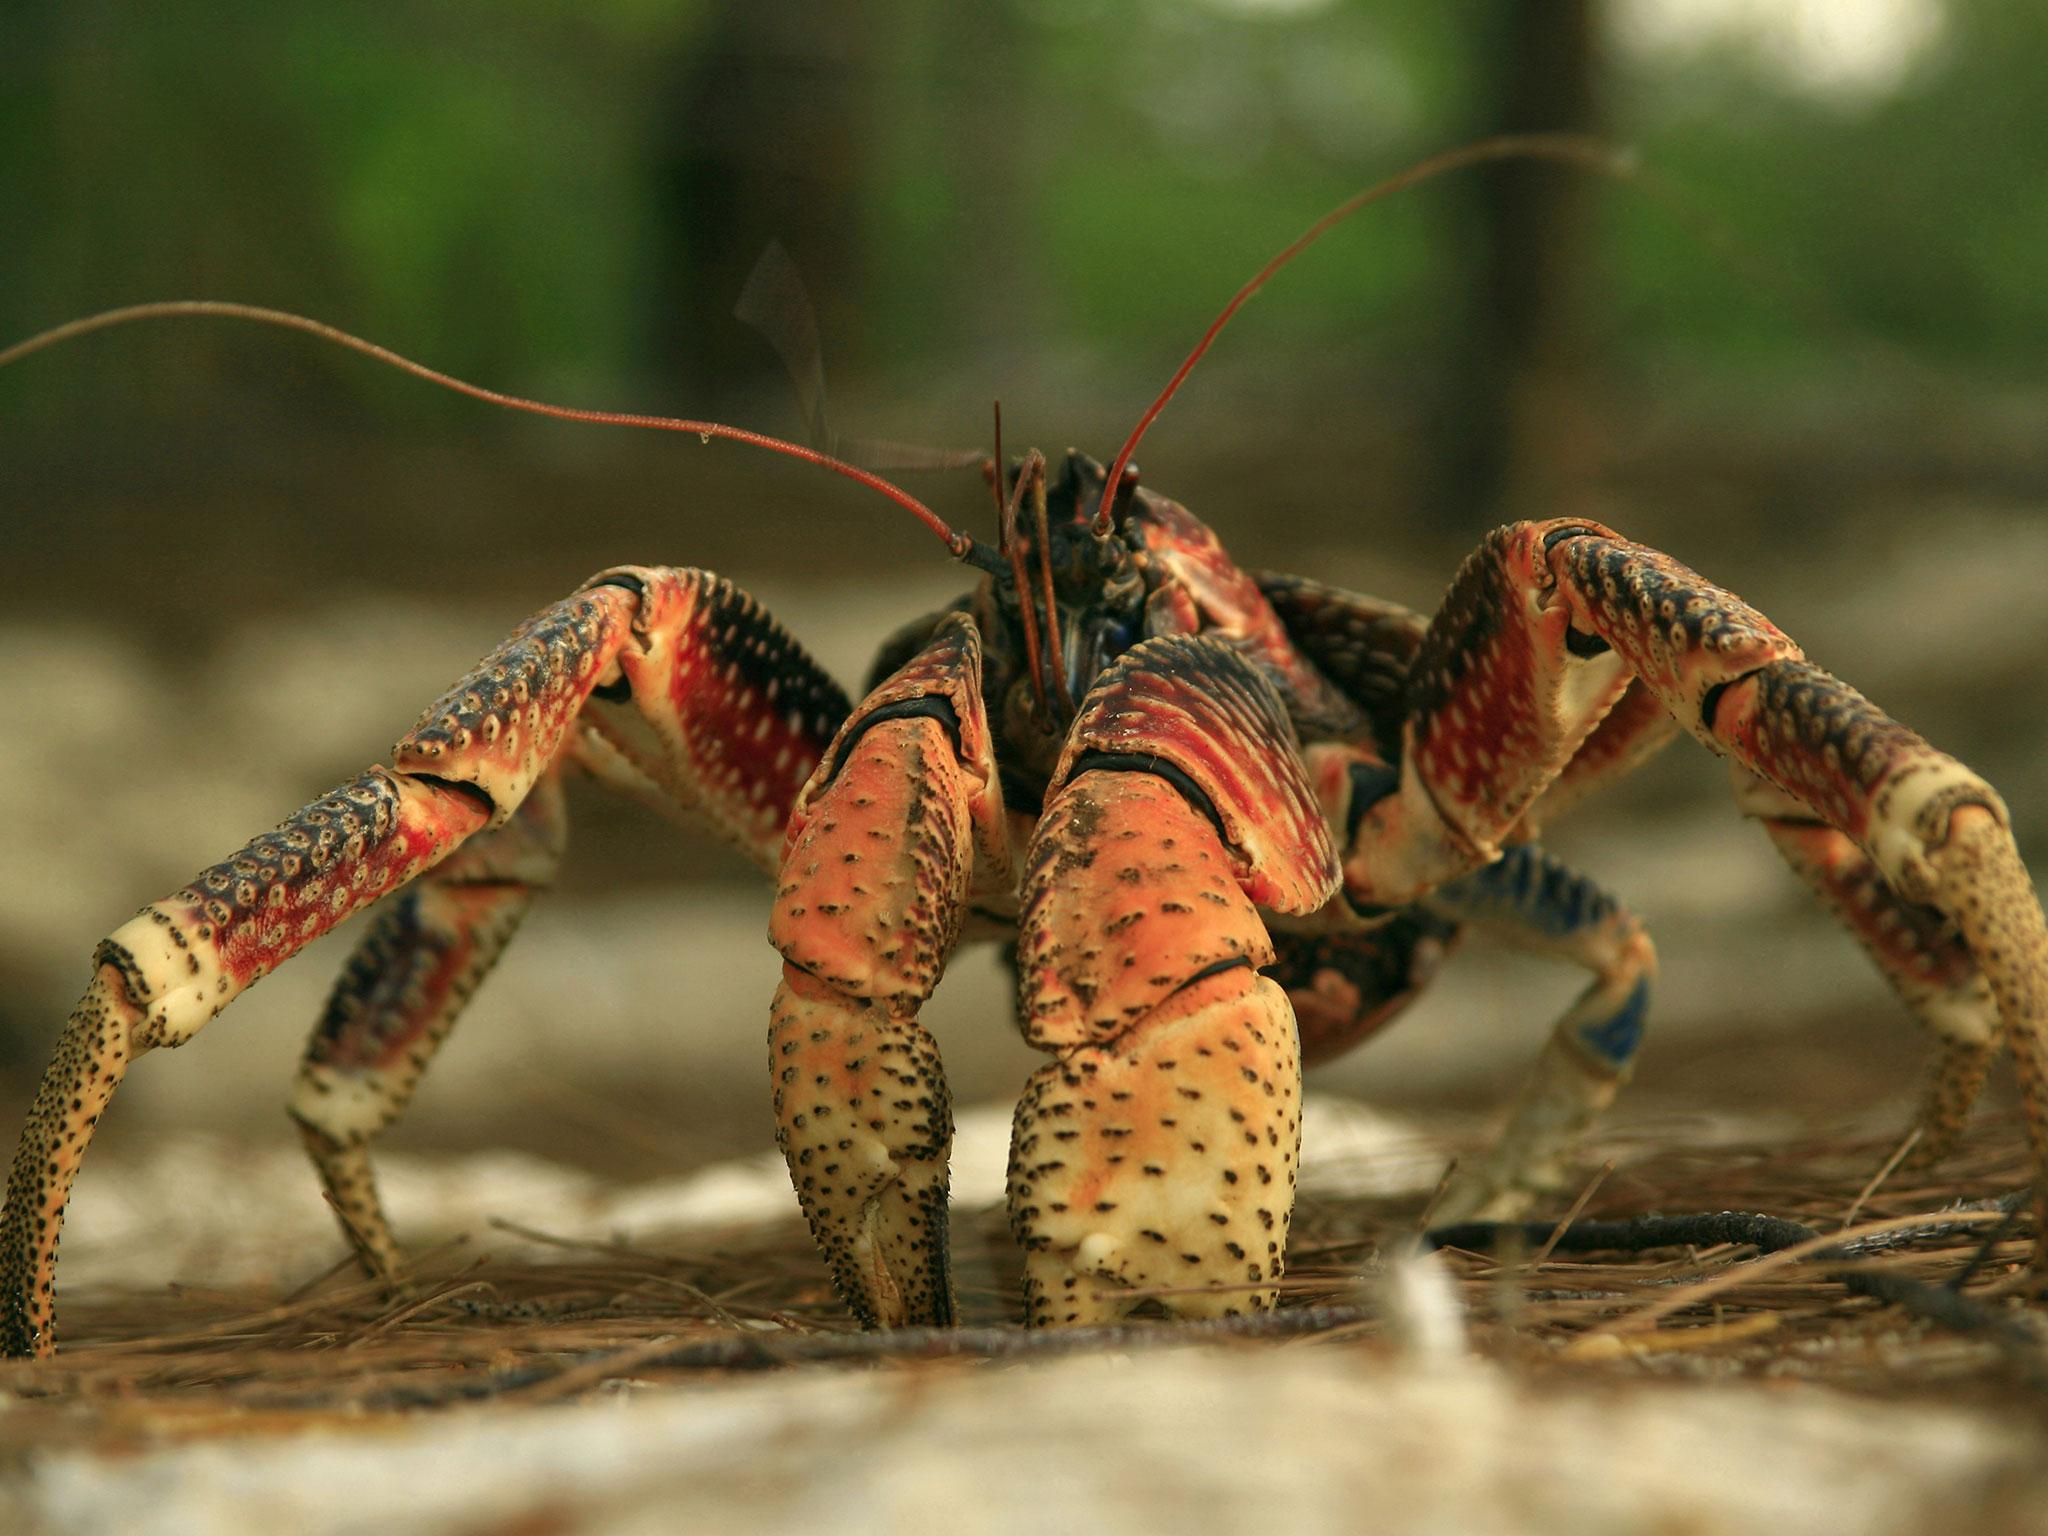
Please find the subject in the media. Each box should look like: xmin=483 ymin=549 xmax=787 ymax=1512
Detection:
xmin=4 ymin=147 xmax=2046 ymax=1358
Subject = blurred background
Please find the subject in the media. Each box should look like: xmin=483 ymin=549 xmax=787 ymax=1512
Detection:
xmin=4 ymin=0 xmax=2048 ymax=1200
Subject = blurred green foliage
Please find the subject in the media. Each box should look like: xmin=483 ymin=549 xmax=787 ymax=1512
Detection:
xmin=5 ymin=0 xmax=2046 ymax=426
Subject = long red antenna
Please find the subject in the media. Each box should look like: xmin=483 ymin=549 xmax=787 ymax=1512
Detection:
xmin=0 ymin=300 xmax=969 ymax=555
xmin=1094 ymin=132 xmax=1635 ymax=533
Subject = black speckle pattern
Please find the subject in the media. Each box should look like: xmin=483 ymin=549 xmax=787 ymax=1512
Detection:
xmin=1257 ymin=573 xmax=1428 ymax=758
xmin=1265 ymin=910 xmax=1459 ymax=1067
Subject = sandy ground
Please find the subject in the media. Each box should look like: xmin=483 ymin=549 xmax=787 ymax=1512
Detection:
xmin=4 ymin=1103 xmax=2048 ymax=1536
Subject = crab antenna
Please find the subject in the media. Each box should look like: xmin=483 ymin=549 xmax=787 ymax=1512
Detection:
xmin=1094 ymin=132 xmax=1635 ymax=533
xmin=1030 ymin=462 xmax=1075 ymax=716
xmin=0 ymin=299 xmax=967 ymax=554
xmin=1000 ymin=448 xmax=1051 ymax=720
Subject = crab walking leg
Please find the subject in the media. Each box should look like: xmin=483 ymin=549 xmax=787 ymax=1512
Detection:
xmin=0 ymin=771 xmax=494 ymax=1358
xmin=280 ymin=568 xmax=853 ymax=1288
xmin=1420 ymin=845 xmax=1657 ymax=1222
xmin=1736 ymin=769 xmax=1999 ymax=1165
xmin=1514 ymin=681 xmax=1681 ymax=840
xmin=1534 ymin=524 xmax=2048 ymax=1222
xmin=0 ymin=581 xmax=641 ymax=1358
xmin=1009 ymin=636 xmax=1339 ymax=1326
xmin=767 ymin=616 xmax=1008 ymax=1328
xmin=1331 ymin=520 xmax=2048 ymax=1203
xmin=282 ymin=568 xmax=852 ymax=1287
xmin=288 ymin=768 xmax=569 ymax=1278
xmin=1266 ymin=912 xmax=1461 ymax=1068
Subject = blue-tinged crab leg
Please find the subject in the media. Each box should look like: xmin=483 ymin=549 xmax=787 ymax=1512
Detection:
xmin=1420 ymin=845 xmax=1656 ymax=1223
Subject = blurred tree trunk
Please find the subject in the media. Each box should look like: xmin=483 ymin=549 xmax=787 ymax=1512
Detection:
xmin=1428 ymin=0 xmax=1606 ymax=530
xmin=647 ymin=2 xmax=881 ymax=410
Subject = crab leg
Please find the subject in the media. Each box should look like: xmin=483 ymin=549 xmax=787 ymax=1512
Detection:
xmin=1326 ymin=519 xmax=2048 ymax=1227
xmin=768 ymin=615 xmax=1008 ymax=1328
xmin=1736 ymin=768 xmax=1999 ymax=1165
xmin=575 ymin=567 xmax=853 ymax=874
xmin=2 ymin=567 xmax=856 ymax=1356
xmin=1420 ymin=845 xmax=1657 ymax=1222
xmin=283 ymin=566 xmax=854 ymax=1290
xmin=1514 ymin=680 xmax=1681 ymax=839
xmin=1535 ymin=524 xmax=2048 ymax=1221
xmin=288 ymin=767 xmax=569 ymax=1277
xmin=0 ymin=578 xmax=640 ymax=1357
xmin=1008 ymin=635 xmax=1338 ymax=1325
xmin=1266 ymin=912 xmax=1460 ymax=1067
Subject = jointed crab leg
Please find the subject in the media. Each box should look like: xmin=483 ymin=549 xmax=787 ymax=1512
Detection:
xmin=768 ymin=615 xmax=1009 ymax=1328
xmin=1736 ymin=767 xmax=2000 ymax=1165
xmin=1008 ymin=635 xmax=1338 ymax=1325
xmin=289 ymin=767 xmax=569 ymax=1277
xmin=1538 ymin=525 xmax=2048 ymax=1214
xmin=1515 ymin=680 xmax=1681 ymax=839
xmin=2 ymin=567 xmax=858 ymax=1357
xmin=1331 ymin=517 xmax=2048 ymax=1224
xmin=1421 ymin=845 xmax=1657 ymax=1222
xmin=0 ymin=581 xmax=639 ymax=1357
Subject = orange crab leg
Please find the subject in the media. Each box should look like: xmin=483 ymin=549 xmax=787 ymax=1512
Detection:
xmin=1008 ymin=635 xmax=1338 ymax=1325
xmin=768 ymin=615 xmax=1008 ymax=1328
xmin=1 ymin=566 xmax=861 ymax=1357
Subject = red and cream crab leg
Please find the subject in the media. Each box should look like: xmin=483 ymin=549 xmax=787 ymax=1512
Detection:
xmin=1740 ymin=770 xmax=2003 ymax=1165
xmin=1329 ymin=519 xmax=2048 ymax=1224
xmin=0 ymin=566 xmax=854 ymax=1357
xmin=290 ymin=765 xmax=570 ymax=1277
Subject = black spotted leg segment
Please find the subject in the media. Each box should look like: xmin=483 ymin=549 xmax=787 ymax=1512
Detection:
xmin=288 ymin=766 xmax=570 ymax=1280
xmin=766 ymin=616 xmax=1008 ymax=1329
xmin=1735 ymin=769 xmax=1998 ymax=1166
xmin=0 ymin=582 xmax=641 ymax=1358
xmin=1265 ymin=913 xmax=1461 ymax=1069
xmin=1419 ymin=845 xmax=1658 ymax=1223
xmin=1008 ymin=636 xmax=1338 ymax=1327
xmin=1541 ymin=524 xmax=2048 ymax=1239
